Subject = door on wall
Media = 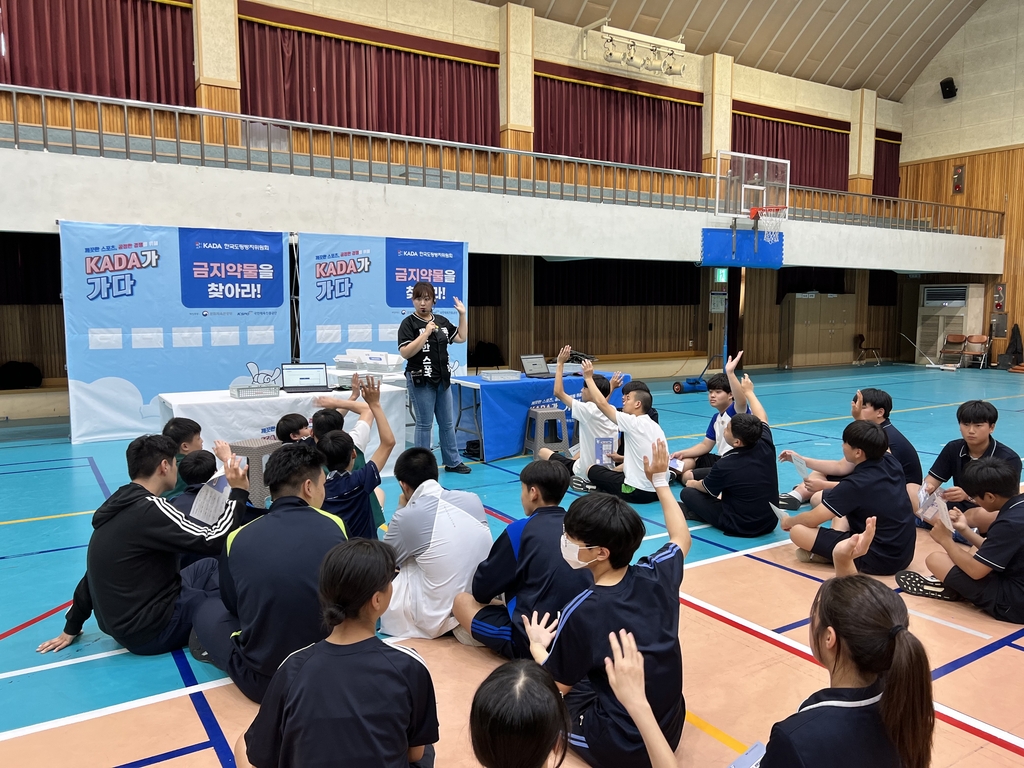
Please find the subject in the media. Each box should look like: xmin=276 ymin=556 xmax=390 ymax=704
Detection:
xmin=792 ymin=295 xmax=820 ymax=367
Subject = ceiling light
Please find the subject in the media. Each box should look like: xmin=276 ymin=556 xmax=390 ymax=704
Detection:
xmin=624 ymin=43 xmax=646 ymax=69
xmin=661 ymin=54 xmax=685 ymax=76
xmin=603 ymin=38 xmax=626 ymax=64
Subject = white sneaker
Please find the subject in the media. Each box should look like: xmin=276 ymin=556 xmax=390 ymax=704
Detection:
xmin=452 ymin=624 xmax=484 ymax=647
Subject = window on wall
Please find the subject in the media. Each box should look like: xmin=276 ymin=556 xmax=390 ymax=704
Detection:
xmin=534 ymin=258 xmax=701 ymax=306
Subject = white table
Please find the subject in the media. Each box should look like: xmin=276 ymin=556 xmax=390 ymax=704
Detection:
xmin=157 ymin=384 xmax=406 ymax=476
xmin=327 ymin=368 xmax=406 ymax=386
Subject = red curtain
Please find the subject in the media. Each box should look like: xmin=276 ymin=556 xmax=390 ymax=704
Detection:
xmin=731 ymin=113 xmax=849 ymax=191
xmin=534 ymin=76 xmax=701 ymax=171
xmin=0 ymin=0 xmax=195 ymax=106
xmin=239 ymin=20 xmax=499 ymax=146
xmin=872 ymin=139 xmax=901 ymax=197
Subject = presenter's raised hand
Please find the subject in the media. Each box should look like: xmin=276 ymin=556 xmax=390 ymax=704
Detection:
xmin=556 ymin=345 xmax=572 ymax=365
xmin=453 ymin=296 xmax=466 ymax=315
xmin=581 ymin=359 xmax=594 ymax=379
xmin=224 ymin=455 xmax=249 ymax=491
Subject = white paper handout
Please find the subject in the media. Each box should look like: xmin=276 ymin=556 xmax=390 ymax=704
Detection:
xmin=669 ymin=458 xmax=685 ymax=472
xmin=595 ymin=437 xmax=615 ymax=467
xmin=919 ymin=490 xmax=954 ymax=531
xmin=792 ymin=455 xmax=811 ymax=480
xmin=188 ymin=473 xmax=233 ymax=526
xmin=770 ymin=502 xmax=789 ymax=524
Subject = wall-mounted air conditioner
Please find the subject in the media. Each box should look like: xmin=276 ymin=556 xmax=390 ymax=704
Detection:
xmin=915 ymin=284 xmax=985 ymax=365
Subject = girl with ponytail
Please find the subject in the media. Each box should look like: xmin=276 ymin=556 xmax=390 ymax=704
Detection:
xmin=761 ymin=568 xmax=934 ymax=768
xmin=236 ymin=540 xmax=440 ymax=768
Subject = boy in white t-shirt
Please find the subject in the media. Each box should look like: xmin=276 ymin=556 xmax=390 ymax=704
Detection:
xmin=670 ymin=352 xmax=748 ymax=483
xmin=539 ymin=345 xmax=622 ymax=492
xmin=581 ymin=360 xmax=667 ymax=505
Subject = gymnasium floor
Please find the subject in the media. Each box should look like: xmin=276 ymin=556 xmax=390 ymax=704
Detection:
xmin=1 ymin=365 xmax=1023 ymax=767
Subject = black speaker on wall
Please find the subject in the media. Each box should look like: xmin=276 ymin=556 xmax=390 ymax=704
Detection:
xmin=940 ymin=77 xmax=958 ymax=99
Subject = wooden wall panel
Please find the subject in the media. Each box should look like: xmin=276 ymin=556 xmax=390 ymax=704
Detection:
xmin=532 ymin=305 xmax=705 ymax=358
xmin=742 ymin=268 xmax=779 ymax=366
xmin=901 ymin=152 xmax=1016 ymax=355
xmin=503 ymin=255 xmax=534 ymax=365
xmin=0 ymin=305 xmax=66 ymax=380
xmin=467 ymin=305 xmax=506 ymax=365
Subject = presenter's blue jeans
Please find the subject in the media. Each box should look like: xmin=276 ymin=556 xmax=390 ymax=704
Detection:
xmin=407 ymin=374 xmax=461 ymax=468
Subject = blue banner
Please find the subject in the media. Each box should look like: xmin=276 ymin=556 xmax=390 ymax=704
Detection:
xmin=298 ymin=233 xmax=468 ymax=373
xmin=61 ymin=221 xmax=291 ymax=443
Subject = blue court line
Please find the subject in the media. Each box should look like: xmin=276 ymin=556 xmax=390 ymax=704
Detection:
xmin=170 ymin=650 xmax=234 ymax=766
xmin=0 ymin=465 xmax=88 ymax=477
xmin=930 ymin=627 xmax=1024 ymax=681
xmin=113 ymin=742 xmax=213 ymax=768
xmin=87 ymin=456 xmax=112 ymax=498
xmin=0 ymin=544 xmax=89 ymax=561
xmin=1009 ymin=643 xmax=1024 ymax=653
xmin=773 ymin=617 xmax=811 ymax=634
xmin=746 ymin=555 xmax=826 ymax=584
xmin=0 ymin=457 xmax=91 ymax=468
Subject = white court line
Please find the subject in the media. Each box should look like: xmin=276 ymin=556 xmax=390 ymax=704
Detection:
xmin=679 ymin=591 xmax=1024 ymax=756
xmin=0 ymin=678 xmax=233 ymax=742
xmin=685 ymin=539 xmax=791 ymax=569
xmin=0 ymin=649 xmax=129 ymax=680
xmin=644 ymin=524 xmax=710 ymax=542
xmin=907 ymin=609 xmax=993 ymax=640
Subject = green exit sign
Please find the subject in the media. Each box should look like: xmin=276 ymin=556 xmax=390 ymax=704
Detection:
xmin=713 ymin=268 xmax=728 ymax=283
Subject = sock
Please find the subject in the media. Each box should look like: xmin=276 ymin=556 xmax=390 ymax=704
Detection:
xmin=785 ymin=489 xmax=803 ymax=499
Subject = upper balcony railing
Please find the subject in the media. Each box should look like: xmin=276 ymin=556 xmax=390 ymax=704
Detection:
xmin=0 ymin=84 xmax=1004 ymax=239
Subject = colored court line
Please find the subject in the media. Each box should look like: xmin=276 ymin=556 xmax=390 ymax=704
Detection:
xmin=930 ymin=627 xmax=1024 ymax=681
xmin=171 ymin=650 xmax=235 ymax=766
xmin=0 ymin=601 xmax=73 ymax=642
xmin=0 ymin=509 xmax=94 ymax=526
xmin=0 ymin=543 xmax=88 ymax=561
xmin=772 ymin=618 xmax=810 ymax=634
xmin=0 ymin=649 xmax=130 ymax=680
xmin=679 ymin=591 xmax=1024 ymax=758
xmin=906 ymin=609 xmax=992 ymax=640
xmin=87 ymin=456 xmax=112 ymax=498
xmin=114 ymin=741 xmax=213 ymax=768
xmin=483 ymin=505 xmax=517 ymax=524
xmin=0 ymin=465 xmax=88 ymax=477
xmin=0 ymin=457 xmax=93 ymax=468
xmin=684 ymin=711 xmax=747 ymax=754
xmin=0 ymin=679 xmax=234 ymax=742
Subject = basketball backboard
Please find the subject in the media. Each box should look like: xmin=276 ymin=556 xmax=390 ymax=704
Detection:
xmin=715 ymin=151 xmax=790 ymax=218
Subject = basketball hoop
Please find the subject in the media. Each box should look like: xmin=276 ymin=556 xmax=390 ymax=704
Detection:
xmin=751 ymin=206 xmax=787 ymax=245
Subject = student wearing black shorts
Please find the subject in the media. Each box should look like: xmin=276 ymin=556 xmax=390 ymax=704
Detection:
xmin=898 ymin=458 xmax=1024 ymax=624
xmin=523 ymin=441 xmax=691 ymax=768
xmin=920 ymin=400 xmax=1021 ymax=534
xmin=782 ymin=421 xmax=916 ymax=575
xmin=237 ymin=539 xmax=438 ymax=767
xmin=680 ymin=373 xmax=778 ymax=538
xmin=452 ymin=461 xmax=591 ymax=658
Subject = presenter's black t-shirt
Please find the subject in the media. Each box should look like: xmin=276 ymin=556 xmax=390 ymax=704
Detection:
xmin=398 ymin=314 xmax=456 ymax=383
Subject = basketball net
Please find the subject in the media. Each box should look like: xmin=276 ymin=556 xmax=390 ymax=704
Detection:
xmin=752 ymin=206 xmax=786 ymax=245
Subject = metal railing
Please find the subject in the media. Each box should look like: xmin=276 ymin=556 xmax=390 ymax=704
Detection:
xmin=0 ymin=84 xmax=1004 ymax=239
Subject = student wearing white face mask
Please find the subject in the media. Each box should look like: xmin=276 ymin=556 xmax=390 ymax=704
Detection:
xmin=522 ymin=441 xmax=691 ymax=768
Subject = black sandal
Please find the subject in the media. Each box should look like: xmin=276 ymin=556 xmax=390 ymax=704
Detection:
xmin=895 ymin=570 xmax=962 ymax=602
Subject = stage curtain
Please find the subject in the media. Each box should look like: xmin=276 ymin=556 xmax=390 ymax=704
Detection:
xmin=535 ymin=258 xmax=700 ymax=306
xmin=239 ymin=19 xmax=499 ymax=145
xmin=534 ymin=76 xmax=701 ymax=171
xmin=0 ymin=0 xmax=195 ymax=106
xmin=872 ymin=139 xmax=901 ymax=197
xmin=732 ymin=113 xmax=849 ymax=191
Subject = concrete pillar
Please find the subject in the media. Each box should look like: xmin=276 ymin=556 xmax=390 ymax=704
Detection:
xmin=498 ymin=3 xmax=534 ymax=151
xmin=701 ymin=53 xmax=733 ymax=174
xmin=192 ymin=0 xmax=242 ymax=115
xmin=849 ymin=88 xmax=877 ymax=195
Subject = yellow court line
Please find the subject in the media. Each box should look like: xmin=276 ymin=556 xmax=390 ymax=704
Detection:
xmin=0 ymin=510 xmax=94 ymax=527
xmin=685 ymin=711 xmax=748 ymax=754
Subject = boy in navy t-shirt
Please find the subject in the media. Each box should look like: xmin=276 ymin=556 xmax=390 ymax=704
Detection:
xmin=317 ymin=378 xmax=396 ymax=540
xmin=523 ymin=440 xmax=691 ymax=768
xmin=781 ymin=421 xmax=916 ymax=576
xmin=451 ymin=460 xmax=592 ymax=658
xmin=898 ymin=458 xmax=1024 ymax=623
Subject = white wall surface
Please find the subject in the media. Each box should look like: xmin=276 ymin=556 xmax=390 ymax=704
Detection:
xmin=0 ymin=149 xmax=1003 ymax=274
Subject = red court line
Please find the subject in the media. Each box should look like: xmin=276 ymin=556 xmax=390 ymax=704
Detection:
xmin=678 ymin=595 xmax=1024 ymax=759
xmin=0 ymin=601 xmax=73 ymax=642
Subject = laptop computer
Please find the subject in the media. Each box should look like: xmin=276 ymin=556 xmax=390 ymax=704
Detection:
xmin=280 ymin=363 xmax=333 ymax=393
xmin=521 ymin=354 xmax=556 ymax=379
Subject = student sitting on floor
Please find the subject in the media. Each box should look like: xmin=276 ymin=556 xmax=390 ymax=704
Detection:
xmin=897 ymin=458 xmax=1024 ymax=624
xmin=161 ymin=417 xmax=204 ymax=499
xmin=778 ymin=388 xmax=923 ymax=511
xmin=235 ymin=539 xmax=439 ymax=768
xmin=670 ymin=353 xmax=748 ymax=483
xmin=538 ymin=345 xmax=621 ymax=492
xmin=171 ymin=450 xmax=218 ymax=515
xmin=781 ymin=421 xmax=916 ymax=575
xmin=189 ymin=441 xmax=348 ymax=703
xmin=523 ymin=440 xmax=691 ymax=768
xmin=679 ymin=372 xmax=779 ymax=538
xmin=275 ymin=413 xmax=311 ymax=443
xmin=317 ymin=378 xmax=397 ymax=540
xmin=38 ymin=435 xmax=249 ymax=656
xmin=920 ymin=400 xmax=1021 ymax=534
xmin=761 ymin=574 xmax=934 ymax=768
xmin=380 ymin=447 xmax=492 ymax=639
xmin=470 ymin=660 xmax=570 ymax=768
xmin=581 ymin=359 xmax=666 ymax=505
xmin=451 ymin=460 xmax=592 ymax=656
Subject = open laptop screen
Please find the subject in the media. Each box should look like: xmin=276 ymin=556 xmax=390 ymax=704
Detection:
xmin=281 ymin=363 xmax=328 ymax=389
xmin=521 ymin=355 xmax=549 ymax=375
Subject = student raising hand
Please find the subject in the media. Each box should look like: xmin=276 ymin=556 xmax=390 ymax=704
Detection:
xmin=605 ymin=630 xmax=677 ymax=768
xmin=831 ymin=516 xmax=876 ymax=578
xmin=224 ymin=454 xmax=250 ymax=491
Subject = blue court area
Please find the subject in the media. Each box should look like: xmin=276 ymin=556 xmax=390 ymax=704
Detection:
xmin=1 ymin=364 xmax=1022 ymax=741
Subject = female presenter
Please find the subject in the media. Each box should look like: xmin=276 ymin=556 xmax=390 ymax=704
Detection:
xmin=397 ymin=281 xmax=471 ymax=474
